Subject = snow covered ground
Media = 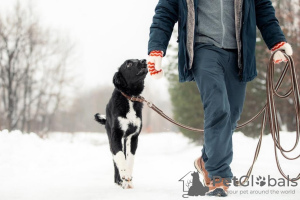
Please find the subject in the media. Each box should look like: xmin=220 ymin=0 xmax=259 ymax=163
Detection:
xmin=0 ymin=130 xmax=299 ymax=200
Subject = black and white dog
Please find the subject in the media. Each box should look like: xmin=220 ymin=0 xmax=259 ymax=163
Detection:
xmin=94 ymin=59 xmax=148 ymax=189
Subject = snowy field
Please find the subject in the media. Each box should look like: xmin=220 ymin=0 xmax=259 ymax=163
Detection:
xmin=0 ymin=130 xmax=299 ymax=200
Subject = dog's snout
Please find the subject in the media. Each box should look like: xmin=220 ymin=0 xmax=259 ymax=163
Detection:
xmin=140 ymin=59 xmax=147 ymax=64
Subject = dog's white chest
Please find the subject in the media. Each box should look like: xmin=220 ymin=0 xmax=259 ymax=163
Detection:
xmin=118 ymin=101 xmax=141 ymax=133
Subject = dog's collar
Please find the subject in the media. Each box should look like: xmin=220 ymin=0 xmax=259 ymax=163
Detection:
xmin=120 ymin=91 xmax=144 ymax=103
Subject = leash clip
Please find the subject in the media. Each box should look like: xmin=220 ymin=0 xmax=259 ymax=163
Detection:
xmin=130 ymin=96 xmax=136 ymax=102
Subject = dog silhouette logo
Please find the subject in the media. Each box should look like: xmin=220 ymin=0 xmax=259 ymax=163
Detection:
xmin=179 ymin=171 xmax=209 ymax=198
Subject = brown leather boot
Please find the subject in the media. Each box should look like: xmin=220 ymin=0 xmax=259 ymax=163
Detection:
xmin=206 ymin=178 xmax=230 ymax=197
xmin=194 ymin=156 xmax=211 ymax=186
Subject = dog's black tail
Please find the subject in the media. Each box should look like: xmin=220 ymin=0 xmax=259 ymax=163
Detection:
xmin=94 ymin=113 xmax=106 ymax=125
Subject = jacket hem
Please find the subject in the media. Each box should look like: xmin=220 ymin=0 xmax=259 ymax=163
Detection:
xmin=241 ymin=72 xmax=257 ymax=83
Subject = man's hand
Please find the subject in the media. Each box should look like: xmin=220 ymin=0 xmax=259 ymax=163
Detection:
xmin=147 ymin=50 xmax=164 ymax=79
xmin=271 ymin=42 xmax=293 ymax=64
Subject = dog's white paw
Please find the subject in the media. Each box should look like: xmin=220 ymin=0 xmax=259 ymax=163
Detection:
xmin=128 ymin=180 xmax=134 ymax=189
xmin=121 ymin=180 xmax=129 ymax=189
xmin=122 ymin=174 xmax=132 ymax=182
xmin=120 ymin=171 xmax=133 ymax=189
xmin=121 ymin=179 xmax=133 ymax=189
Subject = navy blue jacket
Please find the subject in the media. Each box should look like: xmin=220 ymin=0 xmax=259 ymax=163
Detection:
xmin=148 ymin=0 xmax=287 ymax=83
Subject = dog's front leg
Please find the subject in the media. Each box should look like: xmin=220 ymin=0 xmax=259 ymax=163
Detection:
xmin=126 ymin=154 xmax=134 ymax=189
xmin=113 ymin=151 xmax=131 ymax=189
xmin=125 ymin=134 xmax=138 ymax=188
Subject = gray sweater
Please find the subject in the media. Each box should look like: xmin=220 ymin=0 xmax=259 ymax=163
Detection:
xmin=195 ymin=0 xmax=237 ymax=49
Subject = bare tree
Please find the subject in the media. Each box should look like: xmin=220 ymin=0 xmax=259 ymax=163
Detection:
xmin=0 ymin=2 xmax=75 ymax=133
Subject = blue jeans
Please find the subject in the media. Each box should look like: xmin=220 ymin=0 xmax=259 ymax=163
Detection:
xmin=191 ymin=42 xmax=247 ymax=179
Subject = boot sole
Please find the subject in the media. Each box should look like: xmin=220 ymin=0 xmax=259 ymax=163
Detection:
xmin=205 ymin=188 xmax=228 ymax=197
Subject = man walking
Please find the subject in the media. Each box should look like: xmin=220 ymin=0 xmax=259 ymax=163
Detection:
xmin=147 ymin=0 xmax=293 ymax=197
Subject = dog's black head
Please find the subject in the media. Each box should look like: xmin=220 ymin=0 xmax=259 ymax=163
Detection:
xmin=113 ymin=59 xmax=148 ymax=96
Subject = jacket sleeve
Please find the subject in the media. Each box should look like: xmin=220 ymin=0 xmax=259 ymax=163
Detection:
xmin=148 ymin=0 xmax=178 ymax=56
xmin=255 ymin=0 xmax=287 ymax=50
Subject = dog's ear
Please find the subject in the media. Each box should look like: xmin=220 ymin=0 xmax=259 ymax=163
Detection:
xmin=113 ymin=71 xmax=127 ymax=90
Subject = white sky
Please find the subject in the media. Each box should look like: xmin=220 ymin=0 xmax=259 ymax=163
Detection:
xmin=0 ymin=0 xmax=175 ymax=100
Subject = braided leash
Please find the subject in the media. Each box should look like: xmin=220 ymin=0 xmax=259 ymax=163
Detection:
xmin=232 ymin=49 xmax=300 ymax=185
xmin=121 ymin=49 xmax=300 ymax=184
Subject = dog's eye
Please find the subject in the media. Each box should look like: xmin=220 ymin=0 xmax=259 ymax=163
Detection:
xmin=126 ymin=62 xmax=133 ymax=68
